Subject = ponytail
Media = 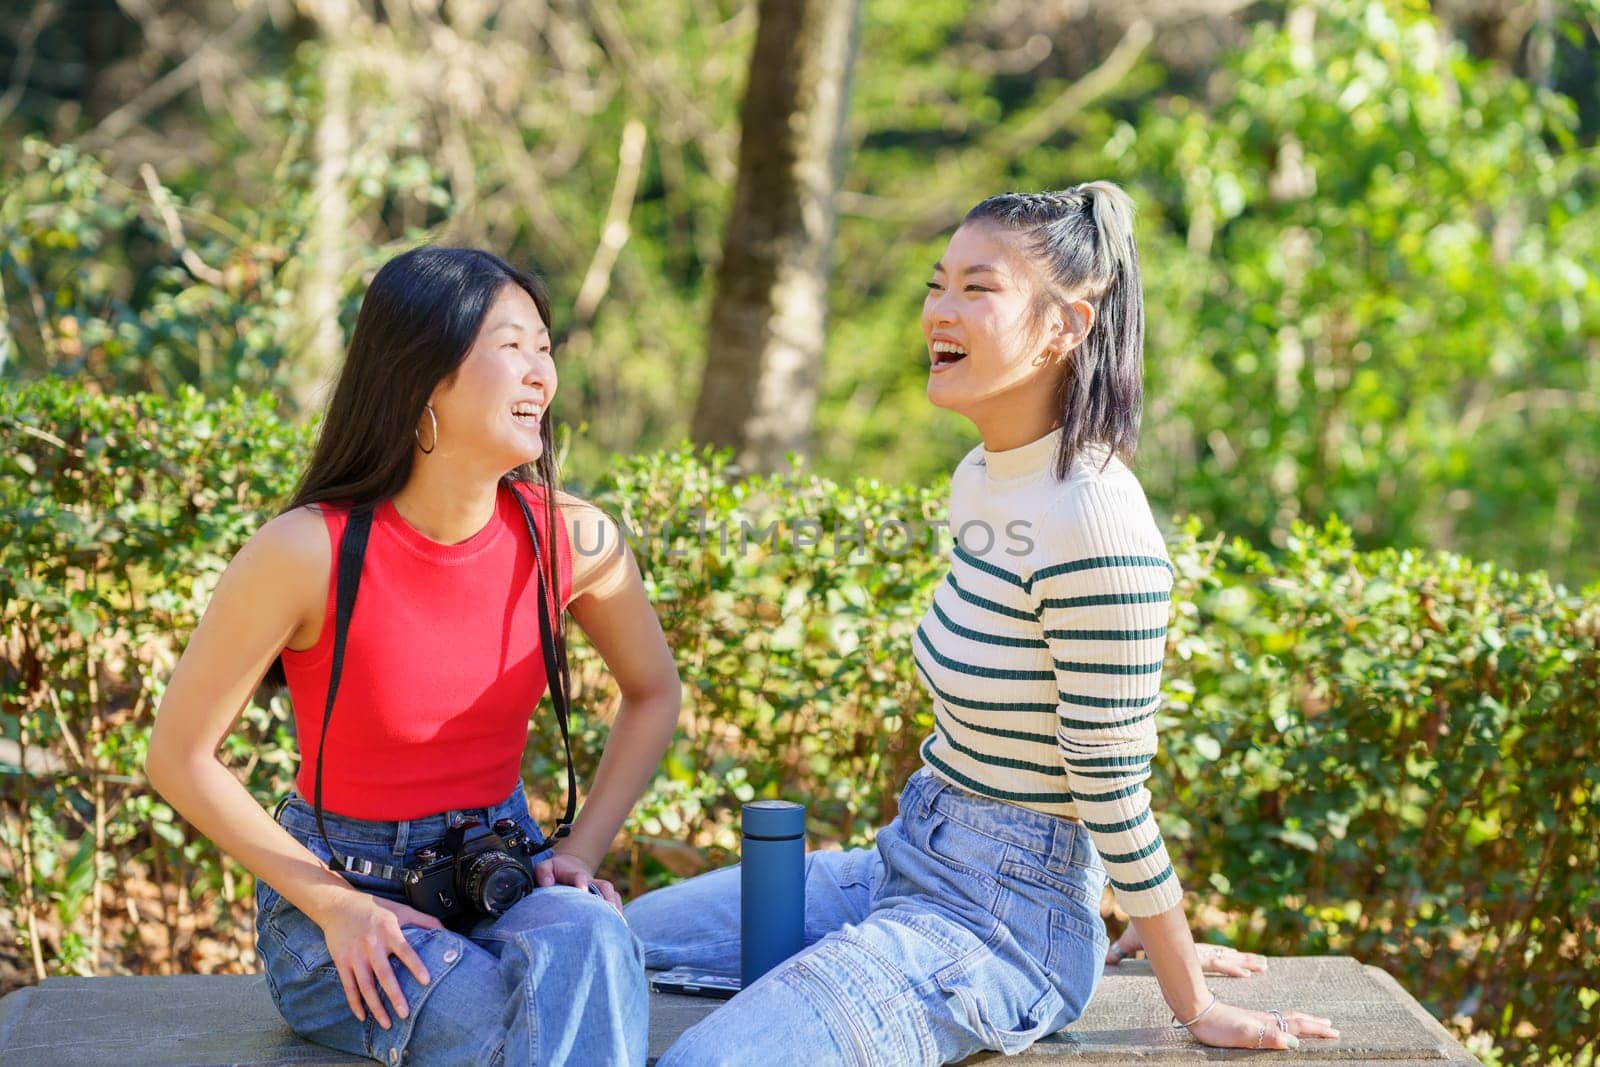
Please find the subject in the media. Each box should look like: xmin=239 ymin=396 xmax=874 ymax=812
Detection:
xmin=963 ymin=181 xmax=1145 ymax=480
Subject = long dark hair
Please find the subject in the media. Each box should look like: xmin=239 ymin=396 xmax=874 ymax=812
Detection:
xmin=264 ymin=246 xmax=564 ymax=686
xmin=964 ymin=182 xmax=1145 ymax=480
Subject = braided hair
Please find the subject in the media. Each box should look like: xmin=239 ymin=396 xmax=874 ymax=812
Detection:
xmin=963 ymin=181 xmax=1144 ymax=480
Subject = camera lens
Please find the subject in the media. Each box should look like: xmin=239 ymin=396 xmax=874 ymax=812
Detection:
xmin=463 ymin=850 xmax=533 ymax=916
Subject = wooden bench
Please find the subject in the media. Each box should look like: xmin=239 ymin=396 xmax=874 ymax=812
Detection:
xmin=0 ymin=957 xmax=1478 ymax=1064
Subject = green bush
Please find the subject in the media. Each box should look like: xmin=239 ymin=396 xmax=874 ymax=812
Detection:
xmin=2 ymin=380 xmax=1595 ymax=1061
xmin=1 ymin=380 xmax=305 ymax=981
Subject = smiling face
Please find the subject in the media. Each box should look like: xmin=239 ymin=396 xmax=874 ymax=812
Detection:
xmin=922 ymin=222 xmax=1079 ymax=449
xmin=426 ymin=283 xmax=556 ymax=475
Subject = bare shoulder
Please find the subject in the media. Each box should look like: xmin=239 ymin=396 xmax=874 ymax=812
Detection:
xmin=231 ymin=506 xmax=332 ymax=606
xmin=248 ymin=505 xmax=332 ymax=568
xmin=180 ymin=505 xmax=334 ymax=654
xmin=554 ymin=490 xmax=634 ymax=604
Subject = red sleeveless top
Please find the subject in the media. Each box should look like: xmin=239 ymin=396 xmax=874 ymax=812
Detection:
xmin=283 ymin=482 xmax=573 ymax=819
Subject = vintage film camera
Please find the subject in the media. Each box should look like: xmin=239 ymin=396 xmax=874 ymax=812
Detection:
xmin=401 ymin=814 xmax=544 ymax=927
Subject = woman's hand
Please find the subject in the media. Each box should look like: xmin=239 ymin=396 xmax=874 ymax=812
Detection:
xmin=1185 ymin=1000 xmax=1339 ymax=1050
xmin=1106 ymin=923 xmax=1268 ymax=977
xmin=535 ymin=849 xmax=624 ymax=916
xmin=317 ymin=892 xmax=443 ymax=1029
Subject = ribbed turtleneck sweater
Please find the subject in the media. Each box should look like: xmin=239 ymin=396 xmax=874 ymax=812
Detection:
xmin=914 ymin=429 xmax=1182 ymax=917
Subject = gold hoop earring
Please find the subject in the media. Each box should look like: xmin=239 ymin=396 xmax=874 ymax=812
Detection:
xmin=415 ymin=404 xmax=438 ymax=454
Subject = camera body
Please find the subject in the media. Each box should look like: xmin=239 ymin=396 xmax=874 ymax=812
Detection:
xmin=402 ymin=814 xmax=542 ymax=928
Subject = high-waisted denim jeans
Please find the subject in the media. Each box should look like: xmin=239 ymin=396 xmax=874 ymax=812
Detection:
xmin=625 ymin=768 xmax=1111 ymax=1066
xmin=257 ymin=787 xmax=647 ymax=1067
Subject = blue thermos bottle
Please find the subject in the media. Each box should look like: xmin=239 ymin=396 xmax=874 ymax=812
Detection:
xmin=741 ymin=800 xmax=806 ymax=986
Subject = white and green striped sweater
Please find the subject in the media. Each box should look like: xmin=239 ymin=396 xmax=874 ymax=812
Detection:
xmin=914 ymin=429 xmax=1182 ymax=917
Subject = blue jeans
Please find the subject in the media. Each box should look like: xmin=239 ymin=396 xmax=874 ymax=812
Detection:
xmin=257 ymin=788 xmax=647 ymax=1067
xmin=625 ymin=768 xmax=1111 ymax=1066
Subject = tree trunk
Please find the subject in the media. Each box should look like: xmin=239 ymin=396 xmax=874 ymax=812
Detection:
xmin=290 ymin=0 xmax=354 ymax=412
xmin=690 ymin=0 xmax=861 ymax=472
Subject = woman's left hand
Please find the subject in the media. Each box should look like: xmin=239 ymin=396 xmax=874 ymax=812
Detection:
xmin=1106 ymin=924 xmax=1267 ymax=977
xmin=1187 ymin=1000 xmax=1338 ymax=1049
xmin=534 ymin=850 xmax=624 ymax=916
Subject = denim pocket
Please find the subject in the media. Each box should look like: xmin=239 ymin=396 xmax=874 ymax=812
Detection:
xmin=255 ymin=877 xmax=284 ymax=923
xmin=1047 ymin=896 xmax=1107 ymax=951
xmin=922 ymin=812 xmax=1008 ymax=886
xmin=935 ymin=963 xmax=1066 ymax=1056
xmin=260 ymin=893 xmax=339 ymax=977
xmin=260 ymin=912 xmax=469 ymax=1064
xmin=1045 ymin=907 xmax=1106 ymax=1023
xmin=996 ymin=984 xmax=1067 ymax=1055
xmin=364 ymin=926 xmax=468 ymax=1066
xmin=997 ymin=853 xmax=1099 ymax=912
xmin=995 ymin=848 xmax=1107 ymax=1000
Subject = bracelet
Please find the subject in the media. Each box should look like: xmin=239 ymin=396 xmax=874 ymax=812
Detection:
xmin=1170 ymin=992 xmax=1219 ymax=1030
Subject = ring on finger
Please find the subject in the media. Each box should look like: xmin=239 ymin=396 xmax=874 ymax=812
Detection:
xmin=1255 ymin=1023 xmax=1267 ymax=1049
xmin=1270 ymin=1009 xmax=1288 ymax=1034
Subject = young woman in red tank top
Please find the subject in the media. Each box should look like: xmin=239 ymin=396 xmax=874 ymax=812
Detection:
xmin=147 ymin=247 xmax=680 ymax=1066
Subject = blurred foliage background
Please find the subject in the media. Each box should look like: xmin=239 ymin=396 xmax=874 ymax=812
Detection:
xmin=5 ymin=0 xmax=1597 ymax=581
xmin=2 ymin=0 xmax=1598 ymax=1063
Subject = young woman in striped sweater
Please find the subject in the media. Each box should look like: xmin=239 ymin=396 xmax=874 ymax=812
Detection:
xmin=629 ymin=183 xmax=1341 ymax=1064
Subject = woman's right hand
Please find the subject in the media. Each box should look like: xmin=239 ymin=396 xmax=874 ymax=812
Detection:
xmin=1186 ymin=1000 xmax=1340 ymax=1050
xmin=317 ymin=892 xmax=445 ymax=1029
xmin=1107 ymin=923 xmax=1268 ymax=977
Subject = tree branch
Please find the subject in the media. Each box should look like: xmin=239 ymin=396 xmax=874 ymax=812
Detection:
xmin=138 ymin=164 xmax=227 ymax=288
xmin=574 ymin=118 xmax=648 ymax=327
xmin=837 ymin=18 xmax=1153 ymax=235
xmin=584 ymin=0 xmax=736 ymax=183
xmin=1458 ymin=388 xmax=1600 ymax=438
xmin=81 ymin=0 xmax=267 ymax=150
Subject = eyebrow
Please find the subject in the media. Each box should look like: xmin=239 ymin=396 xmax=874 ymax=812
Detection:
xmin=489 ymin=320 xmax=548 ymax=335
xmin=931 ymin=262 xmax=1000 ymax=276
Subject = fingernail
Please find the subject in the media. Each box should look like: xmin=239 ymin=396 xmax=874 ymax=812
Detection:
xmin=1286 ymin=1035 xmax=1300 ymax=1050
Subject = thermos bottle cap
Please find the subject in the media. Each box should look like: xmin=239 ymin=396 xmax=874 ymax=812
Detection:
xmin=742 ymin=800 xmax=805 ymax=839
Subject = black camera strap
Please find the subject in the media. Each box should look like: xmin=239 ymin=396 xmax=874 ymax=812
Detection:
xmin=509 ymin=487 xmax=578 ymax=843
xmin=312 ymin=487 xmax=578 ymax=876
xmin=315 ymin=505 xmax=373 ymax=873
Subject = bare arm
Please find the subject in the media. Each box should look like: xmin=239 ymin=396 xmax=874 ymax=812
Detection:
xmin=1128 ymin=907 xmax=1209 ymax=1019
xmin=146 ymin=509 xmax=358 ymax=926
xmin=145 ymin=509 xmax=437 ymax=1029
xmin=1135 ymin=907 xmax=1337 ymax=1047
xmin=540 ymin=502 xmax=681 ymax=881
xmin=1108 ymin=915 xmax=1266 ymax=977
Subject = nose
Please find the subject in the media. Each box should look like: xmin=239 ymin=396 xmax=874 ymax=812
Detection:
xmin=522 ymin=351 xmax=556 ymax=400
xmin=925 ymin=288 xmax=956 ymax=328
